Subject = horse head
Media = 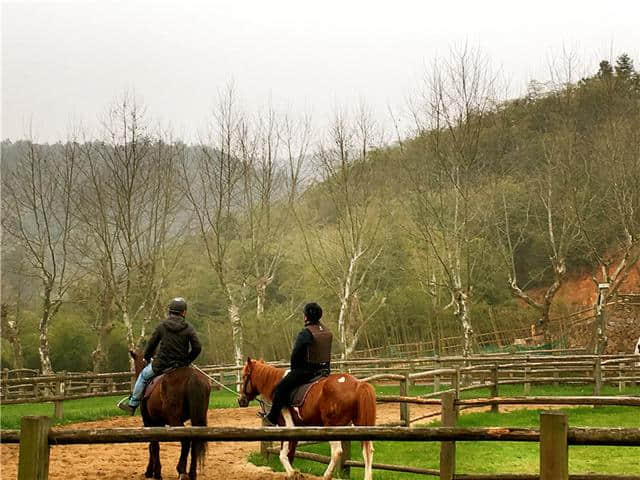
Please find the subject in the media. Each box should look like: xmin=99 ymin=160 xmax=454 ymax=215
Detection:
xmin=129 ymin=349 xmax=146 ymax=377
xmin=238 ymin=357 xmax=259 ymax=407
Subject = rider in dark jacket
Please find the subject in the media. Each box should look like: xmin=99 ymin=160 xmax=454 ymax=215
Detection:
xmin=118 ymin=297 xmax=201 ymax=415
xmin=263 ymin=302 xmax=332 ymax=426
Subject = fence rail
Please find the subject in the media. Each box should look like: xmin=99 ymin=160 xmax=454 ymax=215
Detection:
xmin=3 ymin=410 xmax=640 ymax=480
xmin=3 ymin=352 xmax=639 ymax=423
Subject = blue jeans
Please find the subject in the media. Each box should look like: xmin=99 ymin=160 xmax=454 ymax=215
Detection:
xmin=130 ymin=362 xmax=156 ymax=407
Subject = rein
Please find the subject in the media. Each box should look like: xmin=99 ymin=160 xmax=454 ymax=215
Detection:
xmin=192 ymin=364 xmax=240 ymax=396
xmin=192 ymin=364 xmax=269 ymax=414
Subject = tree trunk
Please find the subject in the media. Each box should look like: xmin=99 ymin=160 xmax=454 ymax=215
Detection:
xmin=455 ymin=289 xmax=474 ymax=358
xmin=92 ymin=320 xmax=114 ymax=373
xmin=38 ymin=288 xmax=54 ymax=375
xmin=38 ymin=312 xmax=53 ymax=375
xmin=256 ymin=281 xmax=267 ymax=318
xmin=594 ymin=284 xmax=608 ymax=355
xmin=227 ymin=296 xmax=244 ymax=387
xmin=338 ymin=253 xmax=358 ymax=359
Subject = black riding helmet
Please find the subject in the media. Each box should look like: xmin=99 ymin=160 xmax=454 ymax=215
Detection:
xmin=168 ymin=297 xmax=187 ymax=315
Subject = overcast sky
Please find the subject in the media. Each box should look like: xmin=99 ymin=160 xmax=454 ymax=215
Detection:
xmin=2 ymin=0 xmax=639 ymax=142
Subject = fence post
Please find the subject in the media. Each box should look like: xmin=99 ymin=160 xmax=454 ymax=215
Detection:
xmin=260 ymin=418 xmax=273 ymax=461
xmin=490 ymin=363 xmax=499 ymax=414
xmin=439 ymin=391 xmax=458 ymax=480
xmin=524 ymin=355 xmax=531 ymax=395
xmin=338 ymin=440 xmax=351 ymax=478
xmin=618 ymin=353 xmax=625 ymax=392
xmin=400 ymin=374 xmax=410 ymax=427
xmin=539 ymin=411 xmax=568 ymax=480
xmin=18 ymin=416 xmax=51 ymax=480
xmin=434 ymin=356 xmax=441 ymax=392
xmin=452 ymin=368 xmax=460 ymax=398
xmin=593 ymin=356 xmax=602 ymax=399
xmin=54 ymin=371 xmax=66 ymax=419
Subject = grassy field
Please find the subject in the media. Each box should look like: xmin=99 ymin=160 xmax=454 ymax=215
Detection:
xmin=375 ymin=382 xmax=640 ymax=398
xmin=251 ymin=406 xmax=640 ymax=479
xmin=0 ymin=389 xmax=240 ymax=429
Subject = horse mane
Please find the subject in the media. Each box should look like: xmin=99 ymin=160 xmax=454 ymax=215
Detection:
xmin=251 ymin=359 xmax=285 ymax=400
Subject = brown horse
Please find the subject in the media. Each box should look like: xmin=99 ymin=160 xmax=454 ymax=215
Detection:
xmin=130 ymin=350 xmax=211 ymax=480
xmin=237 ymin=357 xmax=375 ymax=480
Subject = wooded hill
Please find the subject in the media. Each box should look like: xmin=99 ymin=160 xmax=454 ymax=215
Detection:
xmin=2 ymin=52 xmax=639 ymax=373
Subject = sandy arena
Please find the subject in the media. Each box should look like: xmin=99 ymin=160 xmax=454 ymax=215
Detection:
xmin=1 ymin=402 xmax=558 ymax=479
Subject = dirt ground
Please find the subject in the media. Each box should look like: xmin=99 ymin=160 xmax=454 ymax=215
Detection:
xmin=0 ymin=402 xmax=556 ymax=479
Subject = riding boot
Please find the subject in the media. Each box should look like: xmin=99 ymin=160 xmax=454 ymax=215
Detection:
xmin=117 ymin=397 xmax=137 ymax=415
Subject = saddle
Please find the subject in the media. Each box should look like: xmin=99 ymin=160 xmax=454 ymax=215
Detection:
xmin=288 ymin=373 xmax=325 ymax=407
xmin=143 ymin=374 xmax=165 ymax=401
xmin=142 ymin=367 xmax=179 ymax=401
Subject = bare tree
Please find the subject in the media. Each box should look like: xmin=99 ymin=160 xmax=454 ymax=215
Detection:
xmin=75 ymin=95 xmax=186 ymax=368
xmin=237 ymin=107 xmax=310 ymax=318
xmin=297 ymin=105 xmax=387 ymax=359
xmin=182 ymin=86 xmax=247 ymax=371
xmin=405 ymin=46 xmax=496 ymax=357
xmin=0 ymin=246 xmax=35 ymax=369
xmin=1 ymin=137 xmax=81 ymax=373
xmin=497 ymin=135 xmax=580 ymax=342
xmin=573 ymin=103 xmax=640 ymax=354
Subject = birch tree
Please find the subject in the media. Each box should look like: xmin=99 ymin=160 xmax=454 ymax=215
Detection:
xmin=405 ymin=46 xmax=496 ymax=357
xmin=237 ymin=108 xmax=309 ymax=318
xmin=572 ymin=69 xmax=640 ymax=353
xmin=182 ymin=87 xmax=246 ymax=370
xmin=76 ymin=95 xmax=185 ymax=368
xmin=497 ymin=136 xmax=580 ymax=342
xmin=0 ymin=246 xmax=34 ymax=369
xmin=1 ymin=138 xmax=81 ymax=374
xmin=298 ymin=105 xmax=387 ymax=359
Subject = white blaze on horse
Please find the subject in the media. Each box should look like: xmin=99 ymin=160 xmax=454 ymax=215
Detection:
xmin=634 ymin=336 xmax=640 ymax=367
xmin=237 ymin=358 xmax=376 ymax=480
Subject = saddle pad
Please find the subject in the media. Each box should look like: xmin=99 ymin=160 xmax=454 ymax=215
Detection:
xmin=289 ymin=375 xmax=324 ymax=407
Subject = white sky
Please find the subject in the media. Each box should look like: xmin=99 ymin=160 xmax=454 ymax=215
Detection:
xmin=2 ymin=0 xmax=639 ymax=142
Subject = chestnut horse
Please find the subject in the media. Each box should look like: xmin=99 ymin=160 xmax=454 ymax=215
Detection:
xmin=130 ymin=350 xmax=211 ymax=480
xmin=237 ymin=357 xmax=375 ymax=480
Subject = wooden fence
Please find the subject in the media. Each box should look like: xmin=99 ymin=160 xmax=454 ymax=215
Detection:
xmin=3 ymin=407 xmax=640 ymax=480
xmin=2 ymin=352 xmax=639 ymax=422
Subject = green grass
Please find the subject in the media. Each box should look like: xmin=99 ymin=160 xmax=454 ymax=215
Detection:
xmin=251 ymin=406 xmax=640 ymax=479
xmin=0 ymin=389 xmax=239 ymax=430
xmin=375 ymin=382 xmax=640 ymax=398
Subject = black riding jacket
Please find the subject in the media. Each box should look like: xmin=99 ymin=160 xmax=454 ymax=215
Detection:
xmin=144 ymin=313 xmax=202 ymax=374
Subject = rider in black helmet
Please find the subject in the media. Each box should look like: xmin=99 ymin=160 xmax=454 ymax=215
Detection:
xmin=262 ymin=302 xmax=332 ymax=426
xmin=118 ymin=297 xmax=202 ymax=415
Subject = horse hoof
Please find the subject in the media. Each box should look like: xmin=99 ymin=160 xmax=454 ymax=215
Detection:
xmin=288 ymin=471 xmax=305 ymax=480
xmin=178 ymin=475 xmax=189 ymax=480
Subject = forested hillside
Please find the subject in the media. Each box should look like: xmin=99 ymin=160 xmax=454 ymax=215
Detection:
xmin=2 ymin=52 xmax=639 ymax=373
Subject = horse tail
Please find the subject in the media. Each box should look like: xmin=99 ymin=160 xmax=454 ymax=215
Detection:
xmin=354 ymin=380 xmax=376 ymax=426
xmin=188 ymin=371 xmax=210 ymax=468
xmin=355 ymin=380 xmax=376 ymax=480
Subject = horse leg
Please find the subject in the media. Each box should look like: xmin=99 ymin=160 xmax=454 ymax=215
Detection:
xmin=362 ymin=440 xmax=374 ymax=480
xmin=145 ymin=440 xmax=162 ymax=479
xmin=322 ymin=441 xmax=343 ymax=480
xmin=188 ymin=439 xmax=200 ymax=480
xmin=177 ymin=439 xmax=190 ymax=479
xmin=278 ymin=408 xmax=298 ymax=479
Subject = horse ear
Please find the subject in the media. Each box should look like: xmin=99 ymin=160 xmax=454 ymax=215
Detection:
xmin=246 ymin=356 xmax=251 ymax=364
